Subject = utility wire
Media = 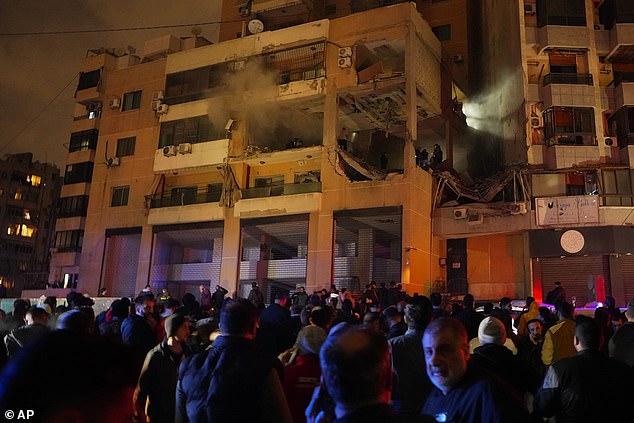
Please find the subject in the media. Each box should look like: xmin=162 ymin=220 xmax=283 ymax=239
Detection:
xmin=0 ymin=73 xmax=79 ymax=154
xmin=0 ymin=15 xmax=301 ymax=36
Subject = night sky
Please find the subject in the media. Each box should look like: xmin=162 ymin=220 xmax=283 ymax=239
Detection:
xmin=0 ymin=1 xmax=221 ymax=168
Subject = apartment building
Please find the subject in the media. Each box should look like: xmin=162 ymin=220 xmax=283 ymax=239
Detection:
xmin=50 ymin=2 xmax=457 ymax=301
xmin=0 ymin=153 xmax=60 ymax=296
xmin=433 ymin=0 xmax=634 ymax=306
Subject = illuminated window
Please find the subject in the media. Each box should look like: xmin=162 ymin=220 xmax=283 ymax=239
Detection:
xmin=24 ymin=210 xmax=30 ymax=220
xmin=20 ymin=224 xmax=35 ymax=238
xmin=14 ymin=191 xmax=22 ymax=200
xmin=27 ymin=175 xmax=42 ymax=186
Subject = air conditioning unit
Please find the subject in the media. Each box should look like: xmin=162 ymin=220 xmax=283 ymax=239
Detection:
xmin=109 ymin=98 xmax=121 ymax=109
xmin=531 ymin=116 xmax=543 ymax=128
xmin=178 ymin=143 xmax=192 ymax=154
xmin=156 ymin=103 xmax=169 ymax=115
xmin=453 ymin=208 xmax=468 ymax=219
xmin=106 ymin=157 xmax=120 ymax=167
xmin=452 ymin=54 xmax=464 ymax=63
xmin=510 ymin=202 xmax=527 ymax=215
xmin=338 ymin=47 xmax=353 ymax=58
xmin=524 ymin=4 xmax=536 ymax=15
xmin=338 ymin=57 xmax=352 ymax=69
xmin=162 ymin=145 xmax=177 ymax=157
xmin=151 ymin=100 xmax=161 ymax=111
xmin=467 ymin=212 xmax=484 ymax=225
xmin=152 ymin=90 xmax=164 ymax=101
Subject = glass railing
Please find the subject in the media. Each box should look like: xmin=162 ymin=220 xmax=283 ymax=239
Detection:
xmin=543 ymin=73 xmax=593 ymax=86
xmin=241 ymin=182 xmax=321 ymax=199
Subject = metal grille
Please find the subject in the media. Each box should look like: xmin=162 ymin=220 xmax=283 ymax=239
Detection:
xmin=333 ymin=208 xmax=402 ymax=294
xmin=540 ymin=255 xmax=607 ymax=307
xmin=620 ymin=255 xmax=634 ymax=303
xmin=102 ymin=233 xmax=142 ymax=298
xmin=264 ymin=41 xmax=326 ymax=84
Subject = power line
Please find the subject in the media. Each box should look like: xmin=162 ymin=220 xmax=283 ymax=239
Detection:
xmin=0 ymin=73 xmax=79 ymax=154
xmin=0 ymin=17 xmax=249 ymax=36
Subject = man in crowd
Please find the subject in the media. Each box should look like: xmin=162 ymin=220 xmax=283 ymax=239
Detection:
xmin=4 ymin=306 xmax=49 ymax=359
xmin=536 ymin=316 xmax=633 ymax=422
xmin=307 ymin=324 xmax=434 ymax=423
xmin=199 ymin=284 xmax=212 ymax=312
xmin=542 ymin=301 xmax=576 ymax=366
xmin=421 ymin=317 xmax=530 ymax=422
xmin=455 ymin=294 xmax=483 ymax=341
xmin=122 ymin=296 xmax=157 ymax=356
xmin=388 ymin=298 xmax=433 ymax=417
xmin=608 ymin=298 xmax=634 ymax=367
xmin=257 ymin=292 xmax=295 ymax=357
xmin=211 ymin=284 xmax=228 ymax=312
xmin=383 ymin=306 xmax=407 ymax=340
xmin=176 ymin=299 xmax=292 ymax=423
xmin=545 ymin=281 xmax=566 ymax=307
xmin=134 ymin=314 xmax=191 ymax=423
xmin=248 ymin=282 xmax=265 ymax=309
xmin=518 ymin=318 xmax=546 ymax=394
xmin=291 ymin=286 xmax=309 ymax=308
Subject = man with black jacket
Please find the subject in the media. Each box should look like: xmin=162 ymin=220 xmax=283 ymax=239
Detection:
xmin=176 ymin=299 xmax=292 ymax=423
xmin=536 ymin=316 xmax=634 ymax=422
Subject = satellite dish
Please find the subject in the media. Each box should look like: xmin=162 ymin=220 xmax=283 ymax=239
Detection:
xmin=248 ymin=19 xmax=264 ymax=34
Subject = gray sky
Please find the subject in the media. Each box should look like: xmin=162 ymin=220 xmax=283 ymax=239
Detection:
xmin=0 ymin=1 xmax=223 ymax=168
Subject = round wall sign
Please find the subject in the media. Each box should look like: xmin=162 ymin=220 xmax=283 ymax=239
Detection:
xmin=560 ymin=230 xmax=585 ymax=254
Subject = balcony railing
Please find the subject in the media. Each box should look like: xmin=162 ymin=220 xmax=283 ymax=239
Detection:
xmin=149 ymin=186 xmax=222 ymax=209
xmin=614 ymin=72 xmax=634 ymax=87
xmin=600 ymin=194 xmax=634 ymax=206
xmin=241 ymin=182 xmax=321 ymax=199
xmin=543 ymin=73 xmax=593 ymax=86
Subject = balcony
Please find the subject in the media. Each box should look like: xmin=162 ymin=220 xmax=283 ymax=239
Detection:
xmin=600 ymin=0 xmax=634 ymax=61
xmin=153 ymin=139 xmax=230 ymax=173
xmin=234 ymin=182 xmax=322 ymax=218
xmin=251 ymin=0 xmax=312 ymax=28
xmin=150 ymin=261 xmax=220 ymax=283
xmin=239 ymin=258 xmax=307 ymax=280
xmin=544 ymin=145 xmax=600 ymax=169
xmin=147 ymin=186 xmax=225 ymax=225
xmin=543 ymin=73 xmax=593 ymax=86
xmin=536 ymin=26 xmax=589 ymax=54
xmin=432 ymin=204 xmax=531 ymax=238
xmin=614 ymin=74 xmax=634 ymax=108
xmin=539 ymin=78 xmax=596 ymax=109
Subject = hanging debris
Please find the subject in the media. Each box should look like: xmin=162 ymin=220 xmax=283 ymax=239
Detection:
xmin=337 ymin=150 xmax=387 ymax=182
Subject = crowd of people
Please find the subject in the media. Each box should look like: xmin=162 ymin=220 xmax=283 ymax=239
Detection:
xmin=0 ymin=282 xmax=633 ymax=423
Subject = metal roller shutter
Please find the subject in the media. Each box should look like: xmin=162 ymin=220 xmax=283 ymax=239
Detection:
xmin=540 ymin=255 xmax=607 ymax=307
xmin=621 ymin=256 xmax=634 ymax=303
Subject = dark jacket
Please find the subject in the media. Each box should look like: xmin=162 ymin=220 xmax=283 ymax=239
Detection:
xmin=211 ymin=287 xmax=228 ymax=311
xmin=536 ymin=349 xmax=634 ymax=423
xmin=386 ymin=321 xmax=407 ymax=340
xmin=471 ymin=343 xmax=531 ymax=397
xmin=176 ymin=335 xmax=282 ymax=423
xmin=608 ymin=321 xmax=634 ymax=367
xmin=256 ymin=303 xmax=294 ymax=357
xmin=134 ymin=340 xmax=188 ymax=423
xmin=334 ymin=403 xmax=434 ymax=423
xmin=455 ymin=308 xmax=484 ymax=341
xmin=388 ymin=329 xmax=432 ymax=417
xmin=121 ymin=314 xmax=156 ymax=355
xmin=421 ymin=364 xmax=530 ymax=423
xmin=3 ymin=324 xmax=49 ymax=359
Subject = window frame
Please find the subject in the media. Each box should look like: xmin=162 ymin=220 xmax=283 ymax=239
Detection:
xmin=116 ymin=136 xmax=136 ymax=157
xmin=122 ymin=90 xmax=142 ymax=111
xmin=111 ymin=186 xmax=130 ymax=207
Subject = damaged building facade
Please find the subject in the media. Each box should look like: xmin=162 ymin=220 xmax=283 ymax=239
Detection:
xmin=50 ymin=2 xmax=447 ymax=300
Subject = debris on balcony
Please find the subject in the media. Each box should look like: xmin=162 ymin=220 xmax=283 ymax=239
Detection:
xmin=336 ymin=150 xmax=387 ymax=182
xmin=220 ymin=164 xmax=242 ymax=208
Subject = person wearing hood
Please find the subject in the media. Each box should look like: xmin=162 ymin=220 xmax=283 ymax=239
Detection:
xmin=517 ymin=299 xmax=540 ymax=337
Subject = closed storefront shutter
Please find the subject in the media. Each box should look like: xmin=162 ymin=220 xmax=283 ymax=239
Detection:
xmin=540 ymin=255 xmax=607 ymax=307
xmin=620 ymin=255 xmax=634 ymax=302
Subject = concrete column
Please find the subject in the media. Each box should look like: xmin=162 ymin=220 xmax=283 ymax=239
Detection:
xmin=306 ymin=211 xmax=333 ymax=293
xmin=219 ymin=213 xmax=241 ymax=297
xmin=404 ymin=20 xmax=418 ymax=176
xmin=134 ymin=225 xmax=154 ymax=293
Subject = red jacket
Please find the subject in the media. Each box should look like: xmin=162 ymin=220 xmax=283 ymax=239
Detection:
xmin=282 ymin=353 xmax=322 ymax=423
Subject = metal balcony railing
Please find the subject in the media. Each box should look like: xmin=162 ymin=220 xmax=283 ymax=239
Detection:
xmin=241 ymin=182 xmax=321 ymax=199
xmin=543 ymin=73 xmax=593 ymax=86
xmin=149 ymin=186 xmax=222 ymax=209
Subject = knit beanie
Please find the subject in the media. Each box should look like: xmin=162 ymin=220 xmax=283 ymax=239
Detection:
xmin=478 ymin=316 xmax=506 ymax=345
xmin=295 ymin=325 xmax=327 ymax=355
xmin=165 ymin=313 xmax=187 ymax=338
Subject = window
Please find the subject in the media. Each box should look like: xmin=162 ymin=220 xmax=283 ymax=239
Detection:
xmin=64 ymin=162 xmax=94 ymax=185
xmin=111 ymin=186 xmax=130 ymax=207
xmin=566 ymin=171 xmax=597 ymax=196
xmin=159 ymin=116 xmax=217 ymax=147
xmin=122 ymin=90 xmax=142 ymax=111
xmin=608 ymin=106 xmax=634 ymax=147
xmin=255 ymin=175 xmax=285 ymax=196
xmin=27 ymin=175 xmax=41 ymax=186
xmin=77 ymin=69 xmax=101 ymax=90
xmin=58 ymin=195 xmax=89 ymax=217
xmin=116 ymin=137 xmax=136 ymax=157
xmin=537 ymin=0 xmax=586 ymax=27
xmin=432 ymin=24 xmax=451 ymax=42
xmin=543 ymin=107 xmax=595 ymax=146
xmin=69 ymin=129 xmax=98 ymax=152
xmin=54 ymin=230 xmax=84 ymax=252
xmin=6 ymin=224 xmax=35 ymax=238
xmin=601 ymin=169 xmax=634 ymax=206
xmin=170 ymin=186 xmax=197 ymax=206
